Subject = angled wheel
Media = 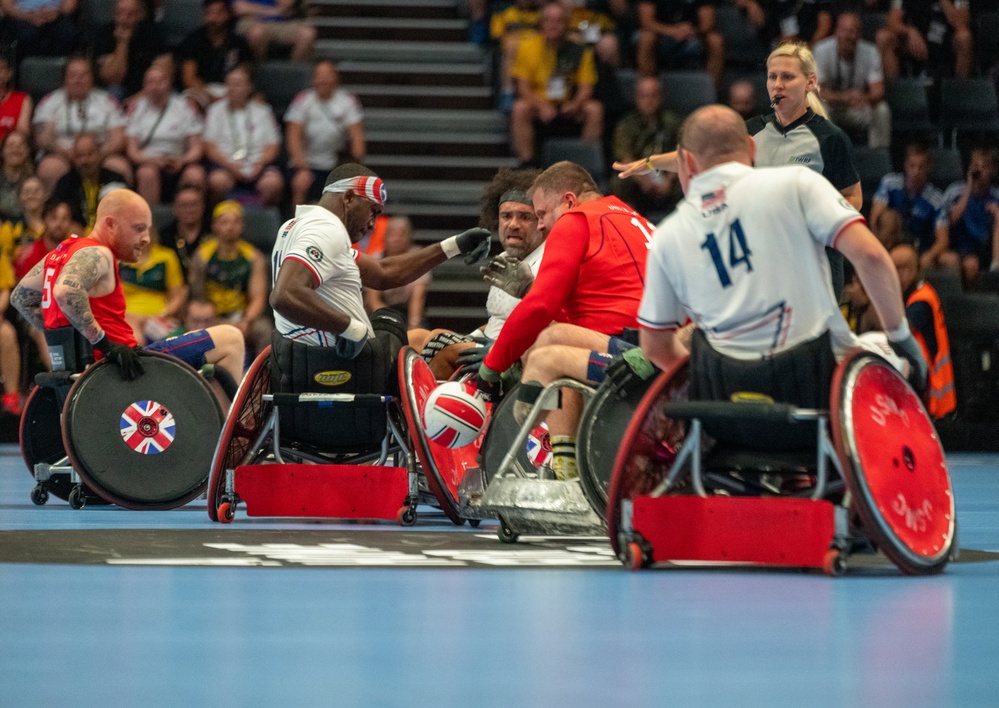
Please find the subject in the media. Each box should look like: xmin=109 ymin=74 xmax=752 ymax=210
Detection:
xmin=62 ymin=352 xmax=224 ymax=510
xmin=207 ymin=346 xmax=272 ymax=521
xmin=398 ymin=347 xmax=487 ymax=524
xmin=831 ymin=350 xmax=955 ymax=575
xmin=577 ymin=374 xmax=655 ymax=520
xmin=479 ymin=383 xmax=549 ymax=484
xmin=605 ymin=360 xmax=691 ymax=557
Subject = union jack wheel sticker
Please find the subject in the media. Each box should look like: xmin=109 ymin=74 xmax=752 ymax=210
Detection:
xmin=119 ymin=400 xmax=176 ymax=454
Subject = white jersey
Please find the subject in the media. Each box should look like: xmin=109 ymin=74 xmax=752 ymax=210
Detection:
xmin=271 ymin=204 xmax=374 ymax=347
xmin=284 ymin=88 xmax=363 ymax=171
xmin=640 ymin=162 xmax=865 ymax=360
xmin=204 ymin=99 xmax=281 ymax=166
xmin=483 ymin=242 xmax=546 ymax=339
xmin=33 ymin=88 xmax=126 ymax=152
xmin=125 ymin=94 xmax=204 ymax=158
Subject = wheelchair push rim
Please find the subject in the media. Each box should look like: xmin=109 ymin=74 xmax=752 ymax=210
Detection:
xmin=399 ymin=347 xmax=487 ymax=524
xmin=62 ymin=351 xmax=224 ymax=510
xmin=605 ymin=359 xmax=690 ymax=558
xmin=207 ymin=345 xmax=272 ymax=521
xmin=831 ymin=350 xmax=955 ymax=575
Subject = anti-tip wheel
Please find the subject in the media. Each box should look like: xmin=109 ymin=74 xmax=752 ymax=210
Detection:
xmin=625 ymin=542 xmax=646 ymax=571
xmin=497 ymin=518 xmax=519 ymax=544
xmin=397 ymin=507 xmax=417 ymax=526
xmin=217 ymin=501 xmax=234 ymax=523
xmin=68 ymin=485 xmax=87 ymax=510
xmin=823 ymin=549 xmax=846 ymax=577
xmin=30 ymin=485 xmax=49 ymax=506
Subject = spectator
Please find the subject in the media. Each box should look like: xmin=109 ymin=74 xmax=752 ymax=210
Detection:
xmin=877 ymin=0 xmax=972 ymax=80
xmin=726 ymin=78 xmax=758 ymax=120
xmin=125 ymin=63 xmax=206 ymax=205
xmin=51 ymin=133 xmax=129 ymax=234
xmin=120 ymin=229 xmax=188 ymax=345
xmin=0 ymin=55 xmax=33 ymax=142
xmin=93 ymin=0 xmax=169 ymax=103
xmin=635 ymin=0 xmax=723 ymax=87
xmin=160 ymin=184 xmax=211 ymax=278
xmin=490 ymin=0 xmax=541 ymax=111
xmin=509 ymin=1 xmax=603 ymax=168
xmin=177 ymin=0 xmax=255 ymax=110
xmin=610 ymin=75 xmax=681 ymax=217
xmin=232 ymin=0 xmax=316 ymax=62
xmin=189 ymin=200 xmax=270 ymax=356
xmin=936 ymin=146 xmax=999 ymax=287
xmin=814 ymin=11 xmax=891 ymax=148
xmin=890 ymin=242 xmax=956 ymax=418
xmin=840 ymin=263 xmax=881 ymax=335
xmin=2 ymin=177 xmax=46 ymax=263
xmin=364 ymin=216 xmax=430 ymax=329
xmin=0 ymin=132 xmax=35 ymax=222
xmin=744 ymin=0 xmax=833 ymax=48
xmin=32 ymin=55 xmax=131 ymax=190
xmin=13 ymin=197 xmax=72 ymax=281
xmin=0 ymin=0 xmax=80 ymax=57
xmin=183 ymin=296 xmax=218 ymax=332
xmin=870 ymin=142 xmax=945 ymax=253
xmin=285 ymin=61 xmax=365 ymax=206
xmin=563 ymin=0 xmax=621 ymax=68
xmin=203 ymin=64 xmax=283 ymax=207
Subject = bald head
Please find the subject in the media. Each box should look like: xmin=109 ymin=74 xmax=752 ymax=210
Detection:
xmin=678 ymin=105 xmax=752 ymax=167
xmin=96 ymin=189 xmax=149 ymax=223
xmin=94 ymin=189 xmax=153 ymax=263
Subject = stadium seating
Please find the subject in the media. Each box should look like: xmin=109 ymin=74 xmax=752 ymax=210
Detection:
xmin=660 ymin=70 xmax=717 ymax=118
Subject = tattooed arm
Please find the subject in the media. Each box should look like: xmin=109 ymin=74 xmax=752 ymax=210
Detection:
xmin=53 ymin=246 xmax=117 ymax=343
xmin=10 ymin=260 xmax=46 ymax=330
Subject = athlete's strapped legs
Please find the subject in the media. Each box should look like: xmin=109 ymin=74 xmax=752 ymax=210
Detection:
xmin=144 ymin=324 xmax=246 ymax=386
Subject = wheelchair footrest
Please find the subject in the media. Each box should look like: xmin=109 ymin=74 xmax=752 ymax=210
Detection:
xmin=631 ymin=495 xmax=836 ymax=569
xmin=235 ymin=464 xmax=411 ymax=520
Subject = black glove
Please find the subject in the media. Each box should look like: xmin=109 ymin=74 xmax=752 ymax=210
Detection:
xmin=455 ymin=227 xmax=492 ymax=265
xmin=95 ymin=334 xmax=145 ymax=381
xmin=472 ymin=362 xmax=503 ymax=403
xmin=605 ymin=347 xmax=659 ymax=399
xmin=455 ymin=341 xmax=492 ymax=375
xmin=888 ymin=332 xmax=928 ymax=395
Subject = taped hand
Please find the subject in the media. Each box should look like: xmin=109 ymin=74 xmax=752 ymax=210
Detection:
xmin=480 ymin=252 xmax=534 ymax=299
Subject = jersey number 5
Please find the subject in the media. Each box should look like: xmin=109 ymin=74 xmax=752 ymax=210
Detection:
xmin=701 ymin=218 xmax=752 ymax=288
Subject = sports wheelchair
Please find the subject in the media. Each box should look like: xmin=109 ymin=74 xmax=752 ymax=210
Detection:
xmin=607 ymin=330 xmax=957 ymax=576
xmin=20 ymin=327 xmax=226 ymax=509
xmin=207 ymin=326 xmax=485 ymax=525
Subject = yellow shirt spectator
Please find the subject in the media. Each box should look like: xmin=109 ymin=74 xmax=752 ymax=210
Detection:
xmin=196 ymin=238 xmax=258 ymax=316
xmin=120 ymin=243 xmax=186 ymax=317
xmin=510 ymin=33 xmax=597 ymax=105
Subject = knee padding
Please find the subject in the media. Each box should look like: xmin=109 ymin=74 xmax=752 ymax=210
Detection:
xmin=369 ymin=307 xmax=408 ymax=346
xmin=270 ymin=329 xmax=401 ymax=450
xmin=690 ymin=329 xmax=835 ymax=451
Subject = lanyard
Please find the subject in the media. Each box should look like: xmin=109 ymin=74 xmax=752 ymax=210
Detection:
xmin=139 ymin=99 xmax=169 ymax=150
xmin=834 ymin=55 xmax=857 ymax=92
xmin=65 ymin=96 xmax=89 ymax=135
xmin=226 ymin=105 xmax=253 ymax=160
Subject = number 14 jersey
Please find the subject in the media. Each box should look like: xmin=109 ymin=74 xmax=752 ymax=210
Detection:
xmin=639 ymin=162 xmax=864 ymax=360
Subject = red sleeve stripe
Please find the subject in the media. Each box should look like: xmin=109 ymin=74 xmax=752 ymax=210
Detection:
xmin=831 ymin=216 xmax=866 ymax=249
xmin=285 ymin=255 xmax=322 ymax=286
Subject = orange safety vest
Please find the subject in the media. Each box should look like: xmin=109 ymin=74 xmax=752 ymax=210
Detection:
xmin=907 ymin=281 xmax=956 ymax=418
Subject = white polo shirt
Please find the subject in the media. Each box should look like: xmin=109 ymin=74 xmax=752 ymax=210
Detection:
xmin=284 ymin=88 xmax=364 ymax=171
xmin=125 ymin=94 xmax=204 ymax=158
xmin=640 ymin=162 xmax=865 ymax=359
xmin=272 ymin=204 xmax=374 ymax=347
xmin=34 ymin=88 xmax=126 ymax=152
xmin=483 ymin=242 xmax=546 ymax=340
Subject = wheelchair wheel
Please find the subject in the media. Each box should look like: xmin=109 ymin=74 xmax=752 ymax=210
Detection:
xmin=577 ymin=376 xmax=654 ymax=520
xmin=20 ymin=385 xmax=73 ymax=501
xmin=62 ymin=352 xmax=224 ymax=510
xmin=831 ymin=350 xmax=956 ymax=575
xmin=605 ymin=360 xmax=691 ymax=557
xmin=207 ymin=346 xmax=272 ymax=521
xmin=398 ymin=347 xmax=487 ymax=524
xmin=479 ymin=383 xmax=549 ymax=485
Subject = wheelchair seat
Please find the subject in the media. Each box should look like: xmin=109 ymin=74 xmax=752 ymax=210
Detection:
xmin=269 ymin=325 xmax=404 ymax=453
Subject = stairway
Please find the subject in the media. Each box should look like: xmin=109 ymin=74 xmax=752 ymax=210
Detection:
xmin=308 ymin=0 xmax=515 ymax=332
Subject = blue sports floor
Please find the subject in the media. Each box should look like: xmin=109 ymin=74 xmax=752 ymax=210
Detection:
xmin=2 ymin=445 xmax=998 ymax=707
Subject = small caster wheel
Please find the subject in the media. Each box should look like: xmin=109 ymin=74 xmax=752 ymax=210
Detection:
xmin=451 ymin=517 xmax=466 ymax=526
xmin=217 ymin=501 xmax=234 ymax=523
xmin=823 ymin=549 xmax=846 ymax=577
xmin=625 ymin=541 xmax=646 ymax=571
xmin=497 ymin=518 xmax=519 ymax=544
xmin=468 ymin=519 xmax=481 ymax=528
xmin=30 ymin=485 xmax=49 ymax=506
xmin=68 ymin=485 xmax=86 ymax=510
xmin=398 ymin=507 xmax=417 ymax=526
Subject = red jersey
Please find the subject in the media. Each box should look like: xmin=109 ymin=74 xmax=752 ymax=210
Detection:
xmin=0 ymin=91 xmax=28 ymax=141
xmin=484 ymin=195 xmax=655 ymax=373
xmin=14 ymin=238 xmax=52 ymax=281
xmin=41 ymin=236 xmax=138 ymax=347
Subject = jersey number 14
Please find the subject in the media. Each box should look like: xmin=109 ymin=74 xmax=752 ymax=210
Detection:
xmin=701 ymin=218 xmax=753 ymax=288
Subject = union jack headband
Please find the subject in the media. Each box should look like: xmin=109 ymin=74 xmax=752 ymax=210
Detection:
xmin=322 ymin=176 xmax=387 ymax=205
